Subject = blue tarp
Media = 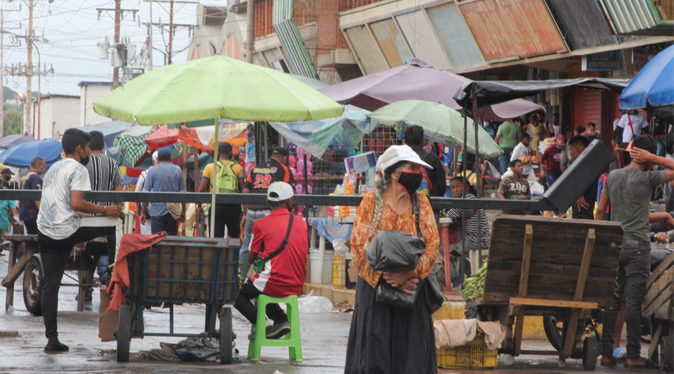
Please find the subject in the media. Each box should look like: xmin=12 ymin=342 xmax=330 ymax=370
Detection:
xmin=269 ymin=105 xmax=374 ymax=158
xmin=620 ymin=44 xmax=674 ymax=109
xmin=0 ymin=134 xmax=36 ymax=149
xmin=307 ymin=218 xmax=353 ymax=243
xmin=0 ymin=139 xmax=63 ymax=168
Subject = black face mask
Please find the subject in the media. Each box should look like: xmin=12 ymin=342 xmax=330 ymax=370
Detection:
xmin=79 ymin=151 xmax=90 ymax=167
xmin=397 ymin=171 xmax=423 ymax=195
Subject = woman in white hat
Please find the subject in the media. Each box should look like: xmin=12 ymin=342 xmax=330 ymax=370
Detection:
xmin=345 ymin=145 xmax=440 ymax=374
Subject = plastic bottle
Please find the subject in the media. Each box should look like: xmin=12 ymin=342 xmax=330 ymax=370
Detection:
xmin=297 ymin=147 xmax=304 ymax=160
xmin=296 ymin=184 xmax=303 ymax=195
xmin=297 ymin=159 xmax=305 ymax=173
xmin=289 ymin=155 xmax=297 ymax=168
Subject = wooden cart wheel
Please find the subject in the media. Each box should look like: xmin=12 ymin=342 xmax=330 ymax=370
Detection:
xmin=220 ymin=307 xmax=233 ymax=365
xmin=582 ymin=336 xmax=598 ymax=371
xmin=116 ymin=303 xmax=132 ymax=362
xmin=23 ymin=255 xmax=43 ymax=316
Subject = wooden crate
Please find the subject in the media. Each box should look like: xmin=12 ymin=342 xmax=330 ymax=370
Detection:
xmin=643 ymin=251 xmax=674 ymax=321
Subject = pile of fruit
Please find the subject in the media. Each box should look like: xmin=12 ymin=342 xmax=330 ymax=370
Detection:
xmin=462 ymin=259 xmax=488 ymax=302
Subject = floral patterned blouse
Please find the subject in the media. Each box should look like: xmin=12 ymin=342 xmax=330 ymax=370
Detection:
xmin=351 ymin=191 xmax=440 ymax=288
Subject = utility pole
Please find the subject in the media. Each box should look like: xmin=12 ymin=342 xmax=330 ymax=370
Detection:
xmin=25 ymin=0 xmax=33 ymax=136
xmin=148 ymin=0 xmax=153 ymax=71
xmin=113 ymin=0 xmax=120 ymax=88
xmin=97 ymin=4 xmax=139 ymax=88
xmin=246 ymin=0 xmax=254 ymax=63
xmin=168 ymin=0 xmax=174 ymax=64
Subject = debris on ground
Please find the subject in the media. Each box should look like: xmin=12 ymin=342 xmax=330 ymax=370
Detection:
xmin=332 ymin=300 xmax=354 ymax=313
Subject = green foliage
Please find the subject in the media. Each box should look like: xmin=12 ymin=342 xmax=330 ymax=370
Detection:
xmin=2 ymin=102 xmax=22 ymax=137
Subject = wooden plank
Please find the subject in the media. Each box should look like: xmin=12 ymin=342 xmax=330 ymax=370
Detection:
xmin=643 ymin=284 xmax=673 ymax=317
xmin=513 ymin=224 xmax=533 ymax=356
xmin=509 ymin=297 xmax=598 ymax=309
xmin=574 ymin=228 xmax=595 ymax=301
xmin=654 ymin=299 xmax=672 ymax=320
xmin=562 ymin=229 xmax=595 ymax=359
xmin=643 ymin=268 xmax=673 ymax=312
xmin=648 ymin=323 xmax=663 ymax=361
xmin=518 ymin=224 xmax=534 ymax=297
xmin=4 ymin=235 xmax=38 ymax=242
xmin=646 ymin=252 xmax=674 ymax=291
xmin=1 ymin=245 xmax=37 ymax=287
xmin=5 ymin=241 xmax=17 ymax=311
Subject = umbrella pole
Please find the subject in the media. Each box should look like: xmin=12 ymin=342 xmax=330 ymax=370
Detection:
xmin=194 ymin=146 xmax=200 ymax=236
xmin=182 ymin=144 xmax=188 ymax=236
xmin=473 ymin=98 xmax=482 ymax=271
xmin=210 ymin=119 xmax=220 ymax=239
xmin=459 ymin=110 xmax=468 ymax=285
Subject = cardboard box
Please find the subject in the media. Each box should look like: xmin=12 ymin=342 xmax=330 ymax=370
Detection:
xmin=98 ymin=286 xmax=118 ymax=342
xmin=344 ymin=152 xmax=376 ymax=174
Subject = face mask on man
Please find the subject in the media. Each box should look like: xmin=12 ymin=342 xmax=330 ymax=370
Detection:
xmin=397 ymin=171 xmax=423 ymax=195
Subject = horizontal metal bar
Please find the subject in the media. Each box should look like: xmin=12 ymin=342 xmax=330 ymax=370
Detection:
xmin=141 ymin=332 xmax=205 ymax=337
xmin=0 ymin=190 xmax=556 ymax=211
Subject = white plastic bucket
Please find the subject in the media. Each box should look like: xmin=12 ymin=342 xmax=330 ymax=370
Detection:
xmin=309 ymin=250 xmax=334 ymax=284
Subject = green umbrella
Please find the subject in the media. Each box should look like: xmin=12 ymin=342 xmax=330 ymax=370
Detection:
xmin=93 ymin=54 xmax=343 ymax=238
xmin=368 ymin=100 xmax=502 ymax=159
xmin=93 ymin=54 xmax=343 ymax=125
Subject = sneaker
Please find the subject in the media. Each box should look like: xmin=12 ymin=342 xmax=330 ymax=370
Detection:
xmin=248 ymin=323 xmax=272 ymax=340
xmin=45 ymin=340 xmax=69 ymax=352
xmin=266 ymin=321 xmax=290 ymax=339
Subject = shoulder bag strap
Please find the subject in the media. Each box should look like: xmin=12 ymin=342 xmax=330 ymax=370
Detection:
xmin=156 ymin=165 xmax=168 ymax=192
xmin=261 ymin=214 xmax=294 ymax=263
xmin=628 ymin=115 xmax=635 ymax=136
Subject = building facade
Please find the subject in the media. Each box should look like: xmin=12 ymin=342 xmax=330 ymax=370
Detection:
xmin=78 ymin=81 xmax=113 ymax=127
xmin=34 ymin=94 xmax=80 ymax=140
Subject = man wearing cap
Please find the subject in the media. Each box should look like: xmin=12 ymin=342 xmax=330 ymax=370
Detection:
xmin=234 ymin=181 xmax=308 ymax=340
xmin=540 ymin=134 xmax=566 ymax=188
xmin=140 ymin=148 xmax=186 ymax=235
xmin=135 ymin=151 xmax=158 ymax=235
xmin=2 ymin=168 xmax=17 ymax=189
xmin=240 ymin=147 xmax=296 ymax=276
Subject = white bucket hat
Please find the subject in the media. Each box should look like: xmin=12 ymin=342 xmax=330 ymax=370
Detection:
xmin=376 ymin=145 xmax=432 ymax=174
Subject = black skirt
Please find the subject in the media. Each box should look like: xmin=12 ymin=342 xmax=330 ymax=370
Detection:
xmin=344 ymin=277 xmax=438 ymax=374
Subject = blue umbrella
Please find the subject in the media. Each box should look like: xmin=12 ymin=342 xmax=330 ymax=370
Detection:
xmin=0 ymin=139 xmax=63 ymax=168
xmin=620 ymin=44 xmax=674 ymax=109
xmin=0 ymin=134 xmax=36 ymax=149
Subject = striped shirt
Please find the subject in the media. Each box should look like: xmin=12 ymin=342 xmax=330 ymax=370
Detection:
xmin=86 ymin=154 xmax=123 ymax=206
xmin=445 ymin=194 xmax=490 ymax=249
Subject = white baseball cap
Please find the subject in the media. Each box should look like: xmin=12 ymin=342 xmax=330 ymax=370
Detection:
xmin=267 ymin=181 xmax=294 ymax=202
xmin=376 ymin=145 xmax=432 ymax=174
xmin=152 ymin=151 xmax=159 ymax=163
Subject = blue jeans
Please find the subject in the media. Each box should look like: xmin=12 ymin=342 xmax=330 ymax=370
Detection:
xmin=151 ymin=213 xmax=178 ymax=236
xmin=240 ymin=210 xmax=270 ymax=277
xmin=499 ymin=147 xmax=513 ymax=175
xmin=656 ymin=136 xmax=666 ymax=157
xmin=545 ymin=173 xmax=561 ymax=188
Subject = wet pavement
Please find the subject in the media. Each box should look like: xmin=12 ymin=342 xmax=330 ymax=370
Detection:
xmin=0 ymin=253 xmax=655 ymax=373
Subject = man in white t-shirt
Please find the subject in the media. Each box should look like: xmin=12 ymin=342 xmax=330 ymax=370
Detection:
xmin=617 ymin=110 xmax=649 ymax=165
xmin=510 ymin=133 xmax=534 ymax=177
xmin=36 ymin=128 xmax=122 ymax=353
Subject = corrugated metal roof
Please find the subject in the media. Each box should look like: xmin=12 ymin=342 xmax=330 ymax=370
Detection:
xmin=458 ymin=0 xmax=568 ymax=62
xmin=272 ymin=0 xmax=318 ymax=79
xmin=597 ymin=0 xmax=659 ymax=34
xmin=426 ymin=2 xmax=485 ymax=71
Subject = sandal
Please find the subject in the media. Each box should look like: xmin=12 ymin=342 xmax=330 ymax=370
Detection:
xmin=600 ymin=357 xmax=616 ymax=367
xmin=624 ymin=358 xmax=657 ymax=369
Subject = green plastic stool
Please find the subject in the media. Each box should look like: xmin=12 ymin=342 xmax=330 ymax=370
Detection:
xmin=247 ymin=294 xmax=303 ymax=362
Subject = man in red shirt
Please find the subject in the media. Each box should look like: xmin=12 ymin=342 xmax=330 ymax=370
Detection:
xmin=540 ymin=134 xmax=565 ymax=188
xmin=234 ymin=182 xmax=308 ymax=340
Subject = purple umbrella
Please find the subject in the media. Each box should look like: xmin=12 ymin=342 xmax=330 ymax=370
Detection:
xmin=319 ymin=59 xmax=542 ymax=120
xmin=0 ymin=134 xmax=37 ymax=149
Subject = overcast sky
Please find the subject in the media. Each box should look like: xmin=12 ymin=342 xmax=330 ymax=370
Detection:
xmin=2 ymin=0 xmax=227 ymax=96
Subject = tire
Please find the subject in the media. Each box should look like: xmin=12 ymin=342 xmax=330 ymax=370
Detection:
xmin=220 ymin=307 xmax=233 ymax=365
xmin=582 ymin=336 xmax=598 ymax=371
xmin=543 ymin=316 xmax=564 ymax=351
xmin=116 ymin=303 xmax=132 ymax=363
xmin=23 ymin=256 xmax=43 ymax=316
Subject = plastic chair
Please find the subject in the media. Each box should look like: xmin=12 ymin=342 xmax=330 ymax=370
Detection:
xmin=247 ymin=294 xmax=303 ymax=362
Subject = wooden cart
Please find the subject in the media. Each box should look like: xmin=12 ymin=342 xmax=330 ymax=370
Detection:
xmin=475 ymin=216 xmax=623 ymax=370
xmin=1 ymin=234 xmax=108 ymax=314
xmin=644 ymin=251 xmax=673 ymax=372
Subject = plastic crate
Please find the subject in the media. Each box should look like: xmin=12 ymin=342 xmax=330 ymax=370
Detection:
xmin=436 ymin=334 xmax=498 ymax=369
xmin=332 ymin=255 xmax=345 ymax=287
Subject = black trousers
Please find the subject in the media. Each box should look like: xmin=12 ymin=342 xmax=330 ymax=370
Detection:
xmin=212 ymin=203 xmax=241 ymax=239
xmin=601 ymin=237 xmax=650 ymax=359
xmin=151 ymin=213 xmax=178 ymax=235
xmin=24 ymin=218 xmax=38 ymax=235
xmin=38 ymin=225 xmax=116 ymax=339
xmin=234 ymin=279 xmax=288 ymax=325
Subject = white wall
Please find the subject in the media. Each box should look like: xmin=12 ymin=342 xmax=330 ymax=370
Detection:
xmin=80 ymin=84 xmax=112 ymax=126
xmin=38 ymin=97 xmax=80 ymax=140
